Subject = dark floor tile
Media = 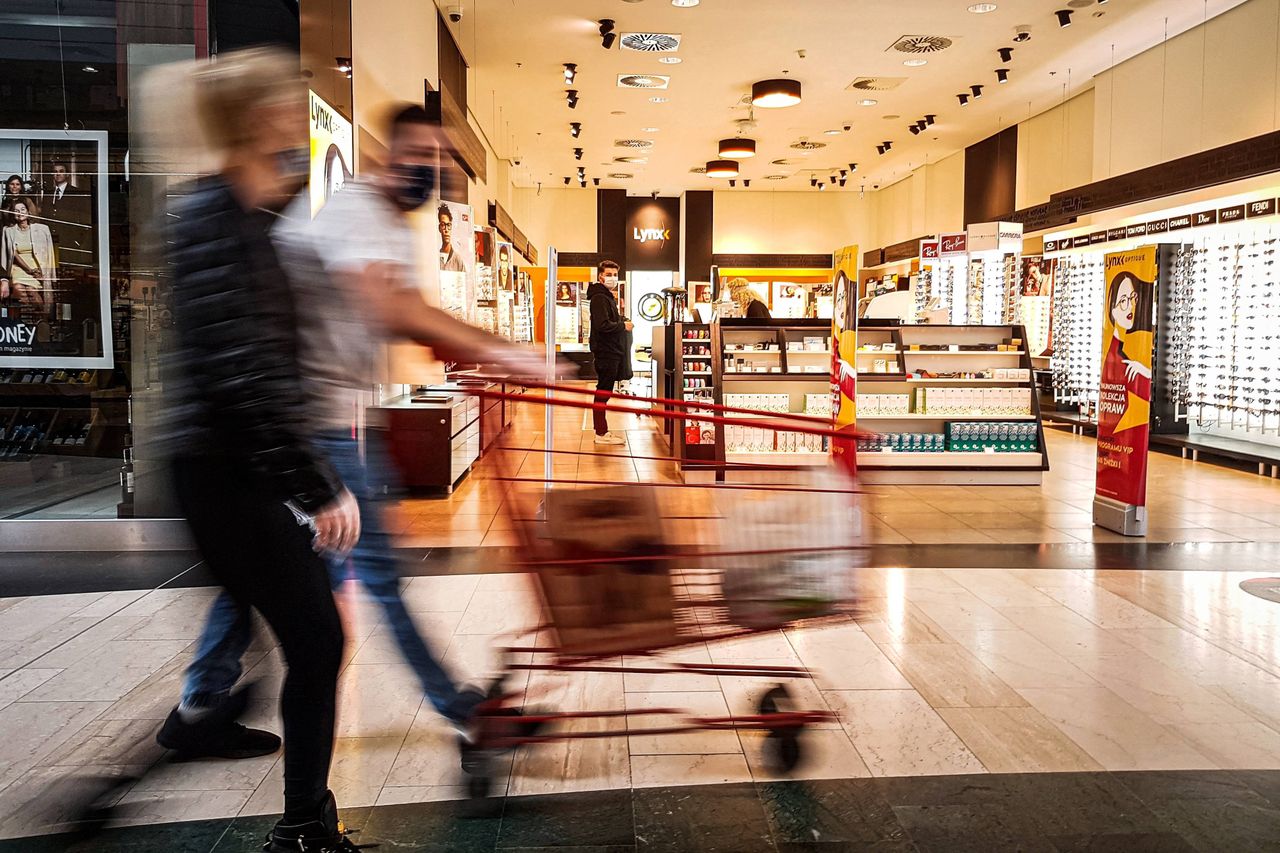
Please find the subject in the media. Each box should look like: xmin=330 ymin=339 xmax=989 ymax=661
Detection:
xmin=1139 ymin=795 xmax=1280 ymax=853
xmin=501 ymin=848 xmax=635 ymax=853
xmin=215 ymin=808 xmax=373 ymax=853
xmin=1005 ymin=773 xmax=1164 ymax=837
xmin=634 ymin=783 xmax=776 ymax=853
xmin=1047 ymin=832 xmax=1196 ymax=852
xmin=776 ymin=841 xmax=919 ymax=852
xmin=358 ymin=801 xmax=499 ymax=852
xmin=1229 ymin=769 xmax=1280 ymax=807
xmin=0 ymin=818 xmax=231 ymax=853
xmin=873 ymin=773 xmax=1015 ymax=807
xmin=892 ymin=804 xmax=1055 ymax=853
xmin=1113 ymin=769 xmax=1262 ymax=804
xmin=498 ymin=789 xmax=634 ymax=849
xmin=758 ymin=780 xmax=908 ymax=848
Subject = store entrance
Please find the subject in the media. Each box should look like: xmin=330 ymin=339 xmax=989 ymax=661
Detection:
xmin=628 ymin=270 xmax=676 ymax=394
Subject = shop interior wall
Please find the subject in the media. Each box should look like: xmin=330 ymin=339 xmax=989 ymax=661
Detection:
xmin=711 ymin=191 xmax=877 ymax=255
xmin=509 ymin=187 xmax=599 ymax=256
xmin=1092 ymin=0 xmax=1280 ymax=181
xmin=1015 ymin=90 xmax=1095 ymax=211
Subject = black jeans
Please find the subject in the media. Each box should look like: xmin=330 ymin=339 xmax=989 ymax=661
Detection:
xmin=172 ymin=456 xmax=344 ymax=821
xmin=593 ymin=356 xmax=621 ymax=435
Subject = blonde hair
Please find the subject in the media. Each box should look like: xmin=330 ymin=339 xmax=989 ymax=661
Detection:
xmin=728 ymin=278 xmax=756 ymax=314
xmin=190 ymin=48 xmax=303 ymax=153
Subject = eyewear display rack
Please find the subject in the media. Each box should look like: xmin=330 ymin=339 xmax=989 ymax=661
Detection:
xmin=854 ymin=321 xmax=1050 ymax=485
xmin=667 ymin=319 xmax=833 ymax=477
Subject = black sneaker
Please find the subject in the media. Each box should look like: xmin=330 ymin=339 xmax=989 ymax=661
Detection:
xmin=157 ymin=681 xmax=281 ymax=760
xmin=264 ymin=790 xmax=370 ymax=852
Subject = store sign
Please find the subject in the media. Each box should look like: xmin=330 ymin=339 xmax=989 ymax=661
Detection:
xmin=1096 ymin=246 xmax=1158 ymax=510
xmin=967 ymin=221 xmax=1023 ymax=253
xmin=1090 ymin=231 xmax=1108 ymax=245
xmin=1220 ymin=204 xmax=1246 ymax=224
xmin=1107 ymin=228 xmax=1127 ymax=241
xmin=1125 ymin=223 xmax=1148 ymax=238
xmin=308 ymin=91 xmax=353 ymax=218
xmin=625 ymin=196 xmax=680 ymax=271
xmin=1043 ymin=239 xmax=1059 ymax=253
xmin=920 ymin=240 xmax=940 ymax=260
xmin=1194 ymin=209 xmax=1218 ymax=227
xmin=1248 ymin=199 xmax=1277 ymax=218
xmin=939 ymin=232 xmax=968 ymax=256
xmin=1147 ymin=219 xmax=1170 ymax=235
xmin=1168 ymin=214 xmax=1194 ymax=231
xmin=0 ymin=129 xmax=112 ymax=368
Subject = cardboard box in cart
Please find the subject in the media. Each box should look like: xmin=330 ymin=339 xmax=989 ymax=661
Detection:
xmin=540 ymin=485 xmax=678 ymax=656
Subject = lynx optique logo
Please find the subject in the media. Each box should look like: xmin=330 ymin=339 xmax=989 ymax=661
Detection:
xmin=633 ymin=226 xmax=671 ymax=244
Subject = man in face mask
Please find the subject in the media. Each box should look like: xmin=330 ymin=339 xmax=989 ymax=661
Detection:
xmin=587 ymin=259 xmax=632 ymax=444
xmin=167 ymin=103 xmax=543 ymax=851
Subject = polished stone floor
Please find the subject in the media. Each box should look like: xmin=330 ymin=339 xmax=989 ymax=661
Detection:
xmin=5 ymin=404 xmax=1280 ymax=849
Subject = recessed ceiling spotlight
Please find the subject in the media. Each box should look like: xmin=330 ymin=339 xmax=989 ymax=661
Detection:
xmin=729 ymin=179 xmax=736 ymax=187
xmin=658 ymin=56 xmax=683 ymax=64
xmin=566 ymin=89 xmax=579 ymax=108
xmin=996 ymin=68 xmax=1010 ymax=83
xmin=1013 ymin=25 xmax=1032 ymax=42
xmin=570 ymin=122 xmax=582 ymax=137
xmin=336 ymin=57 xmax=352 ymax=73
xmin=997 ymin=46 xmax=1014 ymax=62
xmin=574 ymin=148 xmax=584 ymax=160
xmin=925 ymin=114 xmax=936 ymax=125
xmin=903 ymin=59 xmax=928 ymax=67
xmin=599 ymin=19 xmax=617 ymax=50
xmin=743 ymin=179 xmax=751 ymax=187
xmin=564 ymin=177 xmax=571 ymax=185
xmin=857 ymin=98 xmax=879 ymax=107
xmin=649 ymin=96 xmax=670 ymax=103
xmin=751 ymin=78 xmax=803 ymax=108
xmin=672 ymin=0 xmax=700 ymax=6
xmin=593 ymin=178 xmax=601 ymax=186
xmin=957 ymin=93 xmax=970 ymax=105
xmin=848 ymin=163 xmax=858 ymax=172
xmin=615 ymin=156 xmax=649 ymax=163
xmin=563 ymin=63 xmax=577 ymax=84
xmin=1055 ymin=9 xmax=1073 ymax=27
xmin=968 ymin=2 xmax=998 ymax=11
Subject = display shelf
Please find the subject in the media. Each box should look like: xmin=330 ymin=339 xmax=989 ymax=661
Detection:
xmin=858 ymin=452 xmax=1043 ymax=467
xmin=858 ymin=413 xmax=1035 ymax=421
xmin=900 ymin=350 xmax=1025 ymax=357
xmin=726 ymin=451 xmax=829 ymax=466
xmin=723 ymin=374 xmax=829 ymax=381
xmin=682 ymin=354 xmax=713 ymax=359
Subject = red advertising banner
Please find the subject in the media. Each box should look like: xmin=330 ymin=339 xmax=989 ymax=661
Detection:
xmin=1095 ymin=246 xmax=1157 ymax=507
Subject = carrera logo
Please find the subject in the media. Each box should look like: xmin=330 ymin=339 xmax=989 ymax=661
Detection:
xmin=633 ymin=227 xmax=671 ymax=244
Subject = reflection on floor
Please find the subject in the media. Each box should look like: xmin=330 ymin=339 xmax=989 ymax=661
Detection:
xmin=2 ymin=562 xmax=1280 ymax=846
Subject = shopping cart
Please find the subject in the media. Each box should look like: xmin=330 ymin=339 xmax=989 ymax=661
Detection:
xmin=456 ymin=382 xmax=868 ymax=799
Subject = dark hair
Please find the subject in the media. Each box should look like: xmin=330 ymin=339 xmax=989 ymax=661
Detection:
xmin=437 ymin=203 xmax=452 ymax=222
xmin=4 ymin=175 xmax=21 ymax=190
xmin=499 ymin=244 xmax=510 ymax=260
xmin=50 ymin=160 xmax=68 ymax=171
xmin=2 ymin=195 xmax=38 ymax=227
xmin=598 ymin=259 xmax=620 ymax=276
xmin=1107 ymin=271 xmax=1154 ymax=359
xmin=389 ymin=104 xmax=436 ymax=139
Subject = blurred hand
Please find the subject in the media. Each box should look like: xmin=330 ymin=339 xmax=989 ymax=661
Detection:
xmin=625 ymin=321 xmax=634 ymax=331
xmin=313 ymin=488 xmax=360 ymax=556
xmin=0 ymin=280 xmax=8 ymax=299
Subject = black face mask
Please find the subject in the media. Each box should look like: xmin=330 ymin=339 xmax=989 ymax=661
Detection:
xmin=388 ymin=163 xmax=436 ymax=211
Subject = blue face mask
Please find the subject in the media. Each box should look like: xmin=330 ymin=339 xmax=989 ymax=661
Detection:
xmin=389 ymin=163 xmax=436 ymax=211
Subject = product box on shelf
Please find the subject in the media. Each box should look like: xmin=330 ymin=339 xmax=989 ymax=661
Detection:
xmin=945 ymin=421 xmax=1038 ymax=452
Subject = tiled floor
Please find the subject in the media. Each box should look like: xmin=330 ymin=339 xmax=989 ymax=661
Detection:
xmin=5 ymin=396 xmax=1280 ymax=848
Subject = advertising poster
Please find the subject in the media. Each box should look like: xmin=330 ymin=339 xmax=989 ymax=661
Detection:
xmin=1096 ymin=246 xmax=1157 ymax=508
xmin=308 ymin=91 xmax=353 ymax=218
xmin=772 ymin=282 xmax=806 ymax=319
xmin=0 ymin=129 xmax=111 ymax=368
xmin=437 ymin=200 xmax=475 ymax=322
xmin=1019 ymin=256 xmax=1057 ymax=357
xmin=831 ymin=244 xmax=859 ymax=473
xmin=554 ymin=282 xmax=580 ymax=344
xmin=474 ymin=226 xmax=498 ymax=334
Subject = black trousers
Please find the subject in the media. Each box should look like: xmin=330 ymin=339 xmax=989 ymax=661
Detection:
xmin=593 ymin=356 xmax=621 ymax=435
xmin=172 ymin=456 xmax=343 ymax=820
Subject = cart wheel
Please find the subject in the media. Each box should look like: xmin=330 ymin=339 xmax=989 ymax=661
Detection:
xmin=467 ymin=772 xmax=493 ymax=800
xmin=763 ymin=729 xmax=803 ymax=775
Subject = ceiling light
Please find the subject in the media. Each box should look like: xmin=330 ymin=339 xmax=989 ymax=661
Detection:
xmin=563 ymin=63 xmax=577 ymax=84
xmin=743 ymin=179 xmax=751 ymax=187
xmin=829 ymin=175 xmax=837 ymax=185
xmin=706 ymin=159 xmax=740 ymax=178
xmin=924 ymin=114 xmax=936 ymax=125
xmin=751 ymin=78 xmax=802 ymax=109
xmin=611 ymin=110 xmax=627 ymax=115
xmin=882 ymin=114 xmax=900 ymax=120
xmin=658 ymin=56 xmax=683 ymax=64
xmin=968 ymin=2 xmax=997 ymax=11
xmin=1096 ymin=0 xmax=1107 ymax=3
xmin=857 ymin=98 xmax=879 ymax=107
xmin=839 ymin=178 xmax=847 ymax=187
xmin=764 ymin=175 xmax=787 ymax=180
xmin=564 ymin=177 xmax=571 ymax=185
xmin=997 ymin=46 xmax=1014 ymax=62
xmin=818 ymin=183 xmax=826 ymax=191
xmin=849 ymin=163 xmax=858 ymax=172
xmin=1013 ymin=26 xmax=1032 ymax=42
xmin=825 ymin=129 xmax=843 ymax=136
xmin=642 ymin=127 xmax=660 ymax=132
xmin=909 ymin=125 xmax=921 ymax=135
xmin=719 ymin=138 xmax=757 ymax=158
xmin=649 ymin=96 xmax=670 ymax=103
xmin=82 ymin=64 xmax=99 ymax=73
xmin=957 ymin=93 xmax=970 ymax=105
xmin=570 ymin=122 xmax=582 ymax=137
xmin=593 ymin=178 xmax=601 ymax=186
xmin=876 ymin=145 xmax=886 ymax=155
xmin=810 ymin=177 xmax=818 ymax=187
xmin=883 ymin=140 xmax=893 ymax=150
xmin=1055 ymin=9 xmax=1073 ymax=27
xmin=599 ymin=19 xmax=617 ymax=50
xmin=580 ymin=179 xmax=587 ymax=187
xmin=618 ymin=74 xmax=670 ymax=89
xmin=574 ymin=148 xmax=583 ymax=160
xmin=729 ymin=179 xmax=736 ymax=187
xmin=970 ymin=84 xmax=984 ymax=98
xmin=336 ymin=57 xmax=352 ymax=73
xmin=566 ymin=89 xmax=579 ymax=108
xmin=672 ymin=0 xmax=700 ymax=6
xmin=903 ymin=59 xmax=928 ymax=67
xmin=996 ymin=68 xmax=1010 ymax=83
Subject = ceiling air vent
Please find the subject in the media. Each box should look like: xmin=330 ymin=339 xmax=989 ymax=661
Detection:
xmin=890 ymin=35 xmax=954 ymax=54
xmin=689 ymin=166 xmax=707 ymax=174
xmin=618 ymin=74 xmax=670 ymax=89
xmin=764 ymin=174 xmax=789 ymax=180
xmin=790 ymin=140 xmax=826 ymax=150
xmin=614 ymin=156 xmax=649 ymax=164
xmin=609 ymin=173 xmax=634 ymax=179
xmin=620 ymin=32 xmax=682 ymax=53
xmin=614 ymin=139 xmax=654 ymax=149
xmin=848 ymin=77 xmax=907 ymax=91
xmin=771 ymin=158 xmax=808 ymax=165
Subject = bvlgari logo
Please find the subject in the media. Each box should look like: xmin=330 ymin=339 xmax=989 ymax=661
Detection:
xmin=633 ymin=226 xmax=671 ymax=244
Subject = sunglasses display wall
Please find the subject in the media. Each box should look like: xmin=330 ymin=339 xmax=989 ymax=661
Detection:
xmin=923 ymin=253 xmax=1018 ymax=326
xmin=1049 ymin=254 xmax=1105 ymax=409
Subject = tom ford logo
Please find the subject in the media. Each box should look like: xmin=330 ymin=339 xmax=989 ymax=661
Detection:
xmin=633 ymin=227 xmax=671 ymax=244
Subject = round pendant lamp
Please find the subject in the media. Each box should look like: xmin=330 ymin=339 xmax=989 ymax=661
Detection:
xmin=751 ymin=78 xmax=802 ymax=109
xmin=705 ymin=159 xmax=740 ymax=178
xmin=718 ymin=138 xmax=757 ymax=158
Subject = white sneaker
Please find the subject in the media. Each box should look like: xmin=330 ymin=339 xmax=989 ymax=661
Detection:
xmin=594 ymin=432 xmax=626 ymax=445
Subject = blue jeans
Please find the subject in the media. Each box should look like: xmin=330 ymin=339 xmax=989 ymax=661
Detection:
xmin=181 ymin=429 xmax=479 ymax=723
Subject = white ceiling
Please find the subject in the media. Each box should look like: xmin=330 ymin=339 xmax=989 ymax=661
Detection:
xmin=445 ymin=0 xmax=1248 ymax=195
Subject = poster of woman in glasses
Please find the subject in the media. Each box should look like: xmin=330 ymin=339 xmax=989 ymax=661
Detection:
xmin=1019 ymin=256 xmax=1057 ymax=357
xmin=1096 ymin=248 xmax=1157 ymax=508
xmin=0 ymin=129 xmax=110 ymax=368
